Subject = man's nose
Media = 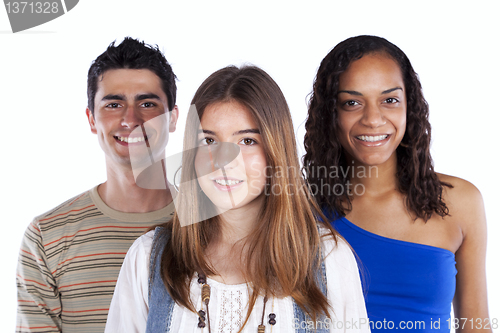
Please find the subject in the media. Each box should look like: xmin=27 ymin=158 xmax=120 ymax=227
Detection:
xmin=121 ymin=105 xmax=142 ymax=129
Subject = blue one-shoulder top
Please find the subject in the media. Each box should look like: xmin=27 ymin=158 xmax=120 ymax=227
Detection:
xmin=331 ymin=216 xmax=457 ymax=332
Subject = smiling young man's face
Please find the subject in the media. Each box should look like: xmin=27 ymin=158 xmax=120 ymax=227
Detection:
xmin=86 ymin=68 xmax=178 ymax=169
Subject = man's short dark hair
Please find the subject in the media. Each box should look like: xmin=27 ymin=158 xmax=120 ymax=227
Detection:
xmin=87 ymin=37 xmax=177 ymax=115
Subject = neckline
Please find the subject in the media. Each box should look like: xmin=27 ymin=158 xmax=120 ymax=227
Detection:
xmin=339 ymin=216 xmax=455 ymax=256
xmin=89 ymin=185 xmax=175 ymax=222
xmin=205 ymin=276 xmax=250 ymax=289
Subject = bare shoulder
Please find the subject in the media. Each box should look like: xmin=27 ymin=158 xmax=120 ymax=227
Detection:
xmin=437 ymin=173 xmax=486 ymax=233
xmin=437 ymin=173 xmax=478 ymax=191
xmin=438 ymin=173 xmax=483 ymax=207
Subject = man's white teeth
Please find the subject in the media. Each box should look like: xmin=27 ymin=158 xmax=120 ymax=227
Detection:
xmin=117 ymin=136 xmax=145 ymax=143
xmin=357 ymin=135 xmax=388 ymax=142
xmin=215 ymin=179 xmax=242 ymax=186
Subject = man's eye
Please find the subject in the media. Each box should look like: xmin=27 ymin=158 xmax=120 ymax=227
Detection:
xmin=142 ymin=102 xmax=156 ymax=108
xmin=106 ymin=103 xmax=121 ymax=108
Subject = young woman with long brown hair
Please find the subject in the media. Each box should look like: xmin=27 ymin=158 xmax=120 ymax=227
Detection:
xmin=304 ymin=35 xmax=491 ymax=332
xmin=105 ymin=65 xmax=369 ymax=332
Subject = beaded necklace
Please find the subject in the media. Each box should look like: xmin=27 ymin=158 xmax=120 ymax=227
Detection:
xmin=197 ymin=273 xmax=277 ymax=332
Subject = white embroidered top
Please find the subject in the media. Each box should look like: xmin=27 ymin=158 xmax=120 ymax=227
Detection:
xmin=105 ymin=230 xmax=370 ymax=333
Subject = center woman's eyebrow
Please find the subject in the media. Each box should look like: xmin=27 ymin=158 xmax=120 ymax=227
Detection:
xmin=198 ymin=129 xmax=260 ymax=136
xmin=199 ymin=129 xmax=216 ymax=135
xmin=233 ymin=129 xmax=260 ymax=135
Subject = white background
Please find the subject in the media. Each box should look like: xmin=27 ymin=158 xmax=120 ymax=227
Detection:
xmin=1 ymin=0 xmax=498 ymax=330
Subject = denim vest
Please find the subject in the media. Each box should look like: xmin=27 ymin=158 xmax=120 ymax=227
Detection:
xmin=146 ymin=227 xmax=329 ymax=333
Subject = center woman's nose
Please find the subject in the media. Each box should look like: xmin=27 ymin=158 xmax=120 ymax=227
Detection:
xmin=196 ymin=142 xmax=241 ymax=176
xmin=213 ymin=142 xmax=240 ymax=170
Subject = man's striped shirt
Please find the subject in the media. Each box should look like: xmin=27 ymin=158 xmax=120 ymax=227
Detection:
xmin=16 ymin=186 xmax=175 ymax=333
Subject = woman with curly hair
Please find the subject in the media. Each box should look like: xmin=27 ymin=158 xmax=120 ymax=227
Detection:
xmin=105 ymin=65 xmax=369 ymax=332
xmin=303 ymin=35 xmax=490 ymax=332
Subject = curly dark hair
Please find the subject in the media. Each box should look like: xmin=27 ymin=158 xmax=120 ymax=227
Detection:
xmin=87 ymin=37 xmax=177 ymax=116
xmin=303 ymin=35 xmax=451 ymax=221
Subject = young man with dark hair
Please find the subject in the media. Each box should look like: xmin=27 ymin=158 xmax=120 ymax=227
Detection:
xmin=16 ymin=37 xmax=178 ymax=333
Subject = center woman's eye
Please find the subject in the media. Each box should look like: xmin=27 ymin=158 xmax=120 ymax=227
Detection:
xmin=201 ymin=137 xmax=215 ymax=145
xmin=242 ymin=138 xmax=256 ymax=145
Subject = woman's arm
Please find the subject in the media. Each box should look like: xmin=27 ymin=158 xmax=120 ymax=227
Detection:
xmin=105 ymin=231 xmax=154 ymax=333
xmin=443 ymin=176 xmax=491 ymax=333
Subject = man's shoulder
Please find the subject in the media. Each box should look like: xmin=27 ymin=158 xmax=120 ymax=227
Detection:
xmin=33 ymin=186 xmax=99 ymax=228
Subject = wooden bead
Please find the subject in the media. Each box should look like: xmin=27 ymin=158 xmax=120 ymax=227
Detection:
xmin=202 ymin=284 xmax=211 ymax=303
xmin=257 ymin=324 xmax=266 ymax=333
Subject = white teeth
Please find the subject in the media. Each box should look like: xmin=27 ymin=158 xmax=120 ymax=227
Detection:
xmin=116 ymin=136 xmax=145 ymax=143
xmin=357 ymin=135 xmax=388 ymax=142
xmin=215 ymin=179 xmax=243 ymax=186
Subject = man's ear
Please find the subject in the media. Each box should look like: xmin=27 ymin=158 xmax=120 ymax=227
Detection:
xmin=169 ymin=105 xmax=179 ymax=133
xmin=86 ymin=108 xmax=97 ymax=134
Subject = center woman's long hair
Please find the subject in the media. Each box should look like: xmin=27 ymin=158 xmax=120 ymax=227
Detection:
xmin=154 ymin=65 xmax=337 ymax=329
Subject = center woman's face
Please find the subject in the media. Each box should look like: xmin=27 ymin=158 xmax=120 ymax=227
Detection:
xmin=195 ymin=101 xmax=267 ymax=212
xmin=336 ymin=53 xmax=407 ymax=167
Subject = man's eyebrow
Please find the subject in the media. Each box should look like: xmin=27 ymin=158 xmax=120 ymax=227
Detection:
xmin=136 ymin=93 xmax=161 ymax=101
xmin=101 ymin=94 xmax=125 ymax=101
xmin=100 ymin=93 xmax=162 ymax=102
